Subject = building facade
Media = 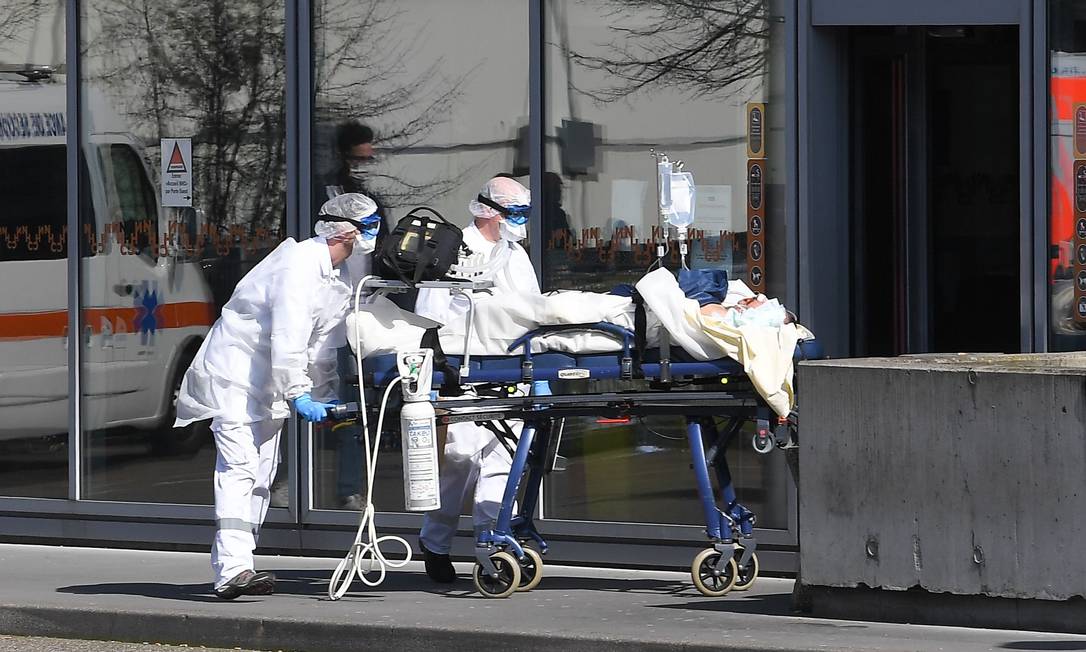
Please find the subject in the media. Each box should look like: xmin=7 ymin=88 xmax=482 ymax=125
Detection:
xmin=0 ymin=0 xmax=1078 ymax=573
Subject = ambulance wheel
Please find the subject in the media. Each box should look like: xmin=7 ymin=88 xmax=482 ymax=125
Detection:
xmin=516 ymin=547 xmax=544 ymax=592
xmin=691 ymin=548 xmax=737 ymax=597
xmin=473 ymin=551 xmax=521 ymax=598
xmin=732 ymin=549 xmax=760 ymax=592
xmin=152 ymin=348 xmax=211 ymax=457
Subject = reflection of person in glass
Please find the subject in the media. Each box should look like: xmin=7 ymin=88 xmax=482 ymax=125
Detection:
xmin=414 ymin=177 xmax=540 ymax=583
xmin=173 ymin=193 xmax=380 ymax=600
xmin=544 ymin=171 xmax=573 ymax=243
xmin=322 ymin=121 xmax=387 ymax=216
xmin=316 ymin=121 xmax=399 ymax=509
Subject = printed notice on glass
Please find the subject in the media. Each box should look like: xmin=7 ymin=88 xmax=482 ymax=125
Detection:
xmin=160 ymin=138 xmax=192 ymax=207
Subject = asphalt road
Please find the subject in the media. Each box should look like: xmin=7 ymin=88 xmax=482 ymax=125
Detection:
xmin=0 ymin=635 xmax=260 ymax=652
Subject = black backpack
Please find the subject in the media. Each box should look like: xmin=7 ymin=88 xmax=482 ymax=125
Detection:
xmin=378 ymin=207 xmax=463 ymax=285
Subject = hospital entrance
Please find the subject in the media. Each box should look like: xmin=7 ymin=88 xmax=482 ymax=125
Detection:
xmin=847 ymin=26 xmax=1020 ymax=357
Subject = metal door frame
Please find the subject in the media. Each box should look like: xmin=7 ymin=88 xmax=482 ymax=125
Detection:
xmin=798 ymin=0 xmax=1047 ymax=357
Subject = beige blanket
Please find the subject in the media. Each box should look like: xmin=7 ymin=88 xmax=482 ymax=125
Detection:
xmin=635 ymin=269 xmax=813 ymax=417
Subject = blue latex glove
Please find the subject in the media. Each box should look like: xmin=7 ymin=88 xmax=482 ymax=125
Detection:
xmin=294 ymin=393 xmax=336 ymax=422
xmin=531 ymin=381 xmax=552 ymax=397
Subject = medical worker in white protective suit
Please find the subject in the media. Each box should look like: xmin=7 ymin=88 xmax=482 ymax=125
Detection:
xmin=174 ymin=193 xmax=382 ymax=600
xmin=415 ymin=176 xmax=540 ymax=583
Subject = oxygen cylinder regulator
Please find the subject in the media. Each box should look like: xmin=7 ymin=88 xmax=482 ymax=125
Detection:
xmin=397 ymin=350 xmax=441 ymax=511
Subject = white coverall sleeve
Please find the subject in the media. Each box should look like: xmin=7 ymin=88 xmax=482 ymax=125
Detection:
xmin=269 ymin=260 xmax=318 ymax=401
xmin=306 ymin=324 xmax=343 ymax=402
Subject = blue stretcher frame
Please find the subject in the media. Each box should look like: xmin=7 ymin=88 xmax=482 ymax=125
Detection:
xmin=360 ymin=322 xmax=822 ymax=590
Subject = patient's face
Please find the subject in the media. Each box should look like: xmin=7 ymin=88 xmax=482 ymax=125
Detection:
xmin=700 ymin=304 xmax=729 ymax=320
xmin=700 ymin=296 xmax=766 ymax=320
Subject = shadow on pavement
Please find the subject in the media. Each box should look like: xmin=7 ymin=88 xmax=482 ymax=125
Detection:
xmin=56 ymin=569 xmax=350 ymax=603
xmin=1000 ymin=644 xmax=1086 ymax=651
xmin=57 ymin=582 xmax=225 ymax=603
xmin=56 ymin=569 xmax=796 ymax=616
xmin=647 ymin=592 xmax=797 ymax=617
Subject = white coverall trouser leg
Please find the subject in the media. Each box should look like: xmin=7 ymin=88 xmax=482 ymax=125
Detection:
xmin=211 ymin=417 xmax=285 ymax=588
xmin=419 ymin=420 xmax=518 ymax=555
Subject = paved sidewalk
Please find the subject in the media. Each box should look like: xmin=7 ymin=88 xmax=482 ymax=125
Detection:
xmin=1 ymin=544 xmax=1085 ymax=651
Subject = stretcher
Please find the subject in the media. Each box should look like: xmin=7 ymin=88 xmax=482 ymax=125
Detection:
xmin=359 ymin=312 xmax=823 ymax=598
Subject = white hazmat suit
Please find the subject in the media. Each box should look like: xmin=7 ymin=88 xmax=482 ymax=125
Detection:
xmin=416 ymin=178 xmax=540 ymax=557
xmin=176 ymin=194 xmax=377 ymax=592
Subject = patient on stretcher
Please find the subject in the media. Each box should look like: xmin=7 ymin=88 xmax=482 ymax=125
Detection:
xmin=346 ymin=267 xmax=812 ymax=417
xmin=699 ymin=296 xmax=795 ymax=328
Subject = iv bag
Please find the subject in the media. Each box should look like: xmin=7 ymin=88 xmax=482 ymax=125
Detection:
xmin=664 ymin=171 xmax=695 ymax=228
xmin=657 ymin=160 xmax=673 ymax=210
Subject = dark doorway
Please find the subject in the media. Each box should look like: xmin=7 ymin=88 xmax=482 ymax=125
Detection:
xmin=850 ymin=27 xmax=1019 ymax=356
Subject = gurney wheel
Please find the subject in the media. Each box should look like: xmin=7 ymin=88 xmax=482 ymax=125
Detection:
xmin=752 ymin=433 xmax=775 ymax=455
xmin=516 ymin=547 xmax=544 ymax=592
xmin=732 ymin=550 xmax=760 ymax=592
xmin=473 ymin=551 xmax=521 ymax=599
xmin=691 ymin=548 xmax=737 ymax=597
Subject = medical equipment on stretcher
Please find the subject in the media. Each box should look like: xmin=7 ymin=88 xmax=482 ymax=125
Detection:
xmin=328 ymin=277 xmax=492 ymax=600
xmin=397 ymin=350 xmax=440 ymax=512
xmin=652 ymin=149 xmax=696 ymax=270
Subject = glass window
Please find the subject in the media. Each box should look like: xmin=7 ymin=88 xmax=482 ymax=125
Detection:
xmin=79 ymin=0 xmax=287 ymax=504
xmin=0 ymin=2 xmax=70 ymax=498
xmin=541 ymin=0 xmax=790 ymax=528
xmin=310 ymin=0 xmax=530 ymax=510
xmin=1050 ymin=1 xmax=1086 ymax=350
xmin=109 ymin=144 xmax=159 ymax=260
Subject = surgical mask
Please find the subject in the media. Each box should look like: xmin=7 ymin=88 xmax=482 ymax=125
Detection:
xmin=353 ymin=232 xmax=376 ymax=255
xmin=353 ymin=222 xmax=379 ymax=255
xmin=348 ymin=164 xmax=368 ymax=183
xmin=346 ymin=153 xmax=375 ymax=180
xmin=500 ymin=220 xmax=526 ymax=242
xmin=724 ymin=298 xmax=786 ymax=329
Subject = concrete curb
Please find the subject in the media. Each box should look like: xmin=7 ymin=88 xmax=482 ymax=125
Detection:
xmin=0 ymin=604 xmax=813 ymax=652
xmin=805 ymin=585 xmax=1086 ymax=635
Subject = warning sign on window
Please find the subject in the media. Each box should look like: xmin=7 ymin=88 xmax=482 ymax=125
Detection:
xmin=160 ymin=138 xmax=192 ymax=207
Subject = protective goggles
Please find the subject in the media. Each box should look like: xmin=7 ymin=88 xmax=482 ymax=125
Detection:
xmin=359 ymin=218 xmax=381 ymax=239
xmin=476 ymin=195 xmax=530 ymax=225
xmin=319 ymin=212 xmax=382 ymax=236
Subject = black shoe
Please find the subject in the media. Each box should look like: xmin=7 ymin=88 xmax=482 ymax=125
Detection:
xmin=420 ymin=543 xmax=456 ymax=583
xmin=215 ymin=570 xmax=277 ymax=600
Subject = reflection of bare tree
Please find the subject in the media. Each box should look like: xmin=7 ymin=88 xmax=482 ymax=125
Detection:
xmin=89 ymin=0 xmax=286 ymax=232
xmin=566 ymin=0 xmax=769 ymax=101
xmin=87 ymin=0 xmax=468 ymax=231
xmin=0 ymin=0 xmax=44 ymax=45
xmin=313 ymin=0 xmax=471 ymax=207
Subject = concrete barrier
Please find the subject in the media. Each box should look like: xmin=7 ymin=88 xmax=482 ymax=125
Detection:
xmin=798 ymin=354 xmax=1086 ymax=628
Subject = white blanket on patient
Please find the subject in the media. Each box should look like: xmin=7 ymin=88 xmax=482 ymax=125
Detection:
xmin=346 ymin=268 xmax=811 ymax=416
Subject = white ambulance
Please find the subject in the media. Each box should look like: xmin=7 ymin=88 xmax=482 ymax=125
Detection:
xmin=0 ymin=66 xmax=215 ymax=454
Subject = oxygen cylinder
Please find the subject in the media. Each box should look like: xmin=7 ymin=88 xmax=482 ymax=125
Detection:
xmin=397 ymin=350 xmax=440 ymax=511
xmin=400 ymin=400 xmax=440 ymax=511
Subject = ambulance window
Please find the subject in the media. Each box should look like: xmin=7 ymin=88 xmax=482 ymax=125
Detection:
xmin=0 ymin=144 xmax=67 ymax=262
xmin=110 ymin=144 xmax=158 ymax=260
